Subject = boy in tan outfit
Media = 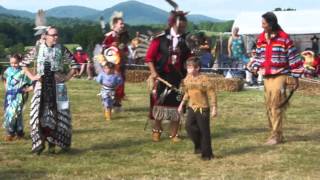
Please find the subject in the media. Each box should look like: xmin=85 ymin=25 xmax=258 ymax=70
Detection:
xmin=178 ymin=57 xmax=217 ymax=160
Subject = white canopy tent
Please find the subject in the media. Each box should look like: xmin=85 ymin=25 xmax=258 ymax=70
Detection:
xmin=232 ymin=10 xmax=320 ymax=52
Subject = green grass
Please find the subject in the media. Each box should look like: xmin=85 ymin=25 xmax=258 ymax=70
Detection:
xmin=0 ymin=80 xmax=319 ymax=180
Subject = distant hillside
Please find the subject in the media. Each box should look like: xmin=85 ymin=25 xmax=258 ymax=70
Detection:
xmin=0 ymin=1 xmax=223 ymax=25
xmin=46 ymin=6 xmax=99 ymax=18
xmin=0 ymin=14 xmax=33 ymax=24
xmin=188 ymin=14 xmax=223 ymax=24
xmin=85 ymin=1 xmax=168 ymax=25
xmin=0 ymin=5 xmax=34 ymax=18
xmin=85 ymin=1 xmax=223 ymax=25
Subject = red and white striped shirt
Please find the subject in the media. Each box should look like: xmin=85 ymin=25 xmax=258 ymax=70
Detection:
xmin=252 ymin=30 xmax=304 ymax=77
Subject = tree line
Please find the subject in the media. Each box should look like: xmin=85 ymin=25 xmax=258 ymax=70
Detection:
xmin=0 ymin=14 xmax=233 ymax=59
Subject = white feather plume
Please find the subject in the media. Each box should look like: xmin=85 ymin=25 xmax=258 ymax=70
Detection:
xmin=35 ymin=9 xmax=47 ymax=27
xmin=100 ymin=16 xmax=106 ymax=30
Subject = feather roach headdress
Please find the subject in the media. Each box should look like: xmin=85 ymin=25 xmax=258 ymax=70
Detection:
xmin=165 ymin=0 xmax=189 ymax=27
xmin=100 ymin=16 xmax=106 ymax=33
xmin=34 ymin=9 xmax=50 ymax=36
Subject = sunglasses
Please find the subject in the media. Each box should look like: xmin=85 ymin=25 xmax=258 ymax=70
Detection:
xmin=47 ymin=34 xmax=58 ymax=37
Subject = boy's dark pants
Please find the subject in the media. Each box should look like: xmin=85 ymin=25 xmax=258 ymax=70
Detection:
xmin=185 ymin=107 xmax=213 ymax=158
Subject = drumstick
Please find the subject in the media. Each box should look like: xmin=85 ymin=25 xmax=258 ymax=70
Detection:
xmin=156 ymin=77 xmax=173 ymax=88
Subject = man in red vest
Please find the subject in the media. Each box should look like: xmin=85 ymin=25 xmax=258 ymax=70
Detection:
xmin=146 ymin=10 xmax=190 ymax=142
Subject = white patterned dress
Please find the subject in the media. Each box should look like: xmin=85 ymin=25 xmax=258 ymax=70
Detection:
xmin=22 ymin=43 xmax=79 ymax=153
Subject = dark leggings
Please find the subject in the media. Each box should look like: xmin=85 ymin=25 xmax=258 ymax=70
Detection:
xmin=185 ymin=107 xmax=213 ymax=158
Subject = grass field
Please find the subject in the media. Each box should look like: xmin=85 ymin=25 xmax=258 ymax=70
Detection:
xmin=0 ymin=80 xmax=319 ymax=180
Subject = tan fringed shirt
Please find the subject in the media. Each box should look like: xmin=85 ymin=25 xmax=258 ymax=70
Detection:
xmin=181 ymin=74 xmax=217 ymax=111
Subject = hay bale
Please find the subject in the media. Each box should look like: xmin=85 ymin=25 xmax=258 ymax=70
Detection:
xmin=125 ymin=70 xmax=244 ymax=92
xmin=285 ymin=77 xmax=320 ymax=95
xmin=296 ymin=79 xmax=320 ymax=95
xmin=209 ymin=77 xmax=244 ymax=92
xmin=126 ymin=70 xmax=150 ymax=82
xmin=206 ymin=73 xmax=224 ymax=78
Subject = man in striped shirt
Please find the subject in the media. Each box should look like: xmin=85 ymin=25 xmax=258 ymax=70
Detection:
xmin=252 ymin=12 xmax=304 ymax=145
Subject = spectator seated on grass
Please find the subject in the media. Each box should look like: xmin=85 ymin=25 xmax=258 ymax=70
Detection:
xmin=73 ymin=46 xmax=94 ymax=80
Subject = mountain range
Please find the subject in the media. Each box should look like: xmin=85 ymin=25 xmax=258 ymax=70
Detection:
xmin=0 ymin=0 xmax=223 ymax=25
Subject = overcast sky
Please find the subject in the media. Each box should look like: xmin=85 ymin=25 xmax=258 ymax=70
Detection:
xmin=1 ymin=0 xmax=320 ymax=20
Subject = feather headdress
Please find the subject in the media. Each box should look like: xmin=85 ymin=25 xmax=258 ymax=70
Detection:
xmin=100 ymin=16 xmax=106 ymax=30
xmin=165 ymin=0 xmax=189 ymax=27
xmin=35 ymin=9 xmax=46 ymax=27
xmin=34 ymin=9 xmax=50 ymax=36
xmin=165 ymin=0 xmax=179 ymax=11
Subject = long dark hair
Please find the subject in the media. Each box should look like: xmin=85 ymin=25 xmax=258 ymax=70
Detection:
xmin=262 ymin=12 xmax=282 ymax=32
